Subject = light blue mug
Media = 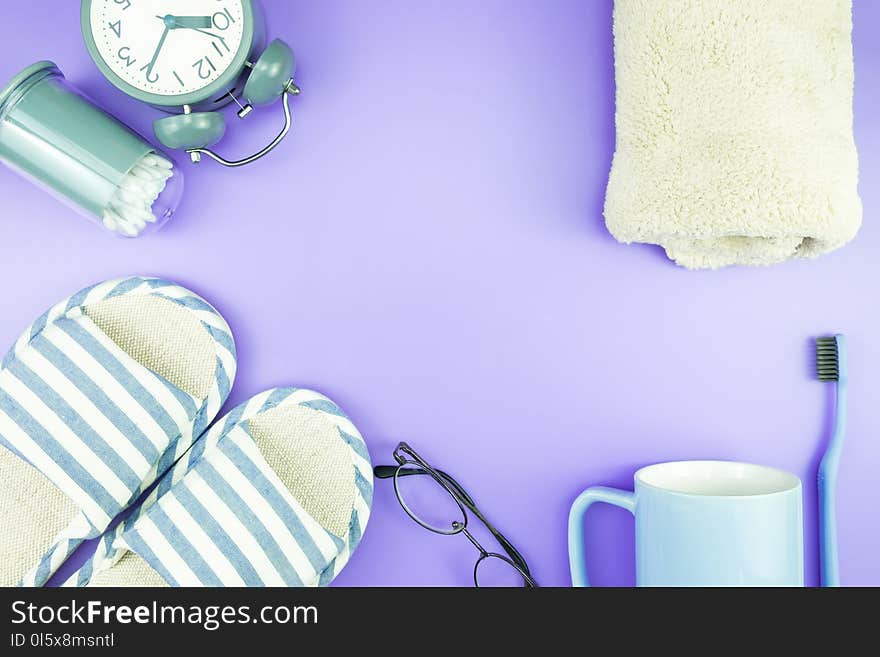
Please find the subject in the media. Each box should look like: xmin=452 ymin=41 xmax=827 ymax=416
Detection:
xmin=568 ymin=461 xmax=804 ymax=586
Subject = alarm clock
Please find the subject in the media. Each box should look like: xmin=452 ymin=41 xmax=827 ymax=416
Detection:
xmin=81 ymin=0 xmax=299 ymax=167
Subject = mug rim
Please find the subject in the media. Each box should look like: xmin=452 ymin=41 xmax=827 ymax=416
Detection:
xmin=634 ymin=460 xmax=801 ymax=498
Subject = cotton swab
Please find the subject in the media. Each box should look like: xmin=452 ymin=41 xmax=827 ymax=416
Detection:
xmin=102 ymin=151 xmax=175 ymax=237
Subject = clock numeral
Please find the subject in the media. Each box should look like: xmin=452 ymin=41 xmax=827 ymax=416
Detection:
xmin=212 ymin=40 xmax=229 ymax=57
xmin=108 ymin=20 xmax=122 ymax=38
xmin=193 ymin=56 xmax=218 ymax=80
xmin=113 ymin=0 xmax=132 ymax=10
xmin=139 ymin=62 xmax=159 ymax=83
xmin=212 ymin=7 xmax=235 ymax=30
xmin=173 ymin=70 xmax=185 ymax=88
xmin=117 ymin=46 xmax=136 ymax=68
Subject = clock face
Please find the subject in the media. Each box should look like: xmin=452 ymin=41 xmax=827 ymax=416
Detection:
xmin=87 ymin=0 xmax=247 ymax=99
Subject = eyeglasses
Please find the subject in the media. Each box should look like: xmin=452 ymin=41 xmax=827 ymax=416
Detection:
xmin=374 ymin=442 xmax=538 ymax=587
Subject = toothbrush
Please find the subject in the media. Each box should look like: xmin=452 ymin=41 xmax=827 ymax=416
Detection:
xmin=816 ymin=334 xmax=847 ymax=587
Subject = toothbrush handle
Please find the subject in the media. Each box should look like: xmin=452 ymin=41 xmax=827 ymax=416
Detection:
xmin=818 ymin=470 xmax=839 ymax=586
xmin=819 ymin=379 xmax=846 ymax=587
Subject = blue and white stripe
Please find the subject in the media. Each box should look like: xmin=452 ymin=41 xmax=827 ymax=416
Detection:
xmin=0 ymin=277 xmax=236 ymax=587
xmin=70 ymin=388 xmax=373 ymax=587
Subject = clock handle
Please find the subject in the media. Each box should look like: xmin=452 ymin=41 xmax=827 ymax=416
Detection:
xmin=185 ymin=81 xmax=300 ymax=168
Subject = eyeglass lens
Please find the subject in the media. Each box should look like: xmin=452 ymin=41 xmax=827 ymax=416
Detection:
xmin=475 ymin=553 xmax=534 ymax=587
xmin=394 ymin=464 xmax=466 ymax=533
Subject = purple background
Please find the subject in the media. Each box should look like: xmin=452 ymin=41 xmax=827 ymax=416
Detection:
xmin=0 ymin=1 xmax=877 ymax=587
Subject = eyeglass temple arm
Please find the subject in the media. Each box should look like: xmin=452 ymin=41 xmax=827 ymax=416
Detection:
xmin=373 ymin=464 xmax=532 ymax=576
xmin=374 ymin=466 xmax=476 ymax=506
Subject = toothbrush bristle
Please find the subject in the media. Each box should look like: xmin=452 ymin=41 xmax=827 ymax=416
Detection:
xmin=816 ymin=337 xmax=839 ymax=381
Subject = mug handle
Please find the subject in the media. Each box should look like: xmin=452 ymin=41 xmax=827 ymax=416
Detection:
xmin=568 ymin=486 xmax=635 ymax=587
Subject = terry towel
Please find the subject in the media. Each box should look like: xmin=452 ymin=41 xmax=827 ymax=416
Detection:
xmin=604 ymin=0 xmax=862 ymax=269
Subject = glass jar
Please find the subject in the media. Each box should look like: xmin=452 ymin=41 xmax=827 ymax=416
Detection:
xmin=0 ymin=61 xmax=183 ymax=237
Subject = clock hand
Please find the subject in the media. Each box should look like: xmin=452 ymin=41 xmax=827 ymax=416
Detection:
xmin=189 ymin=27 xmax=227 ymax=42
xmin=153 ymin=15 xmax=225 ymax=42
xmin=155 ymin=15 xmax=213 ymax=29
xmin=172 ymin=16 xmax=213 ymax=29
xmin=144 ymin=24 xmax=171 ymax=78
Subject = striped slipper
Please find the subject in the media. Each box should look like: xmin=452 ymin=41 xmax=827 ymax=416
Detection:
xmin=0 ymin=277 xmax=236 ymax=587
xmin=66 ymin=388 xmax=373 ymax=587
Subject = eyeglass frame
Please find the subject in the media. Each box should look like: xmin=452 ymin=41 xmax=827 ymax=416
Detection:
xmin=374 ymin=441 xmax=538 ymax=587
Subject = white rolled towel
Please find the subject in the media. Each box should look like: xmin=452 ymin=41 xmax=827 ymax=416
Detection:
xmin=604 ymin=0 xmax=862 ymax=269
